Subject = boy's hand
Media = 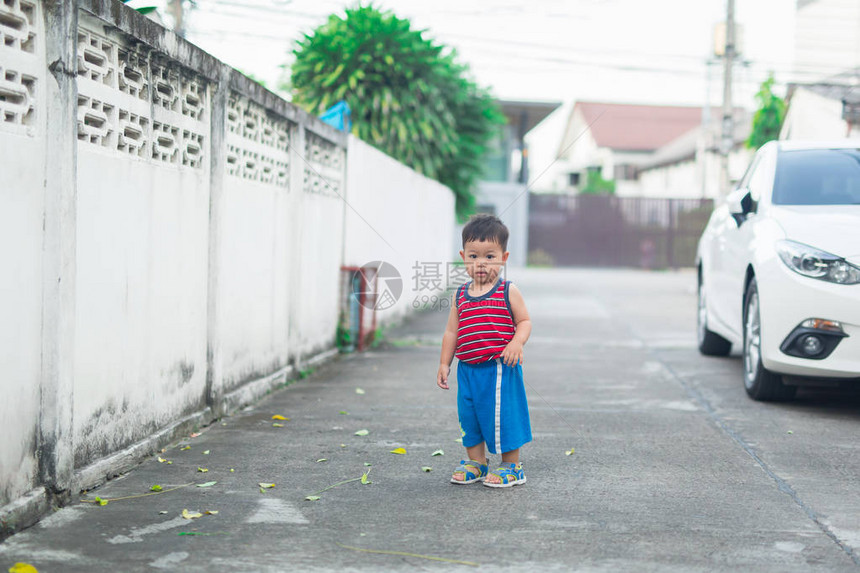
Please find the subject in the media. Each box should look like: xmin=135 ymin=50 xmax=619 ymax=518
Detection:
xmin=501 ymin=341 xmax=524 ymax=367
xmin=437 ymin=364 xmax=450 ymax=390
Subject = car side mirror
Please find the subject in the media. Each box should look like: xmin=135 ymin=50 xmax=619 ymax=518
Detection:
xmin=729 ymin=188 xmax=754 ymax=227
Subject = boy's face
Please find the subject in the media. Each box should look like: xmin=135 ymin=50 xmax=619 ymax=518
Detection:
xmin=460 ymin=239 xmax=509 ymax=285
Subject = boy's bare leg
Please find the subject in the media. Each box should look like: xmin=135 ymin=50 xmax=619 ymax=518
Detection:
xmin=485 ymin=448 xmax=520 ymax=484
xmin=452 ymin=442 xmax=487 ymax=481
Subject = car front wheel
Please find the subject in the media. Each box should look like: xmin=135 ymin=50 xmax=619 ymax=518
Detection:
xmin=697 ymin=275 xmax=731 ymax=356
xmin=743 ymin=278 xmax=796 ymax=401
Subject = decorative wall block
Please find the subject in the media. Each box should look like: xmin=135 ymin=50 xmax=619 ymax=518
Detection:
xmin=182 ymin=130 xmax=203 ymax=168
xmin=117 ymin=47 xmax=148 ymax=100
xmin=76 ymin=95 xmax=113 ymax=146
xmin=224 ymin=93 xmax=292 ymax=189
xmin=77 ymin=29 xmax=115 ymax=86
xmin=74 ymin=21 xmax=209 ymax=169
xmin=150 ymin=58 xmax=179 ymax=112
xmin=0 ymin=0 xmax=38 ymax=136
xmin=226 ymin=143 xmax=240 ymax=176
xmin=302 ymin=131 xmax=343 ymax=197
xmin=151 ymin=121 xmax=178 ymax=164
xmin=226 ymin=98 xmax=241 ymax=135
xmin=117 ymin=109 xmax=147 ymax=157
xmin=0 ymin=66 xmax=35 ymax=130
xmin=181 ymin=78 xmax=204 ymax=121
xmin=0 ymin=0 xmax=36 ymax=53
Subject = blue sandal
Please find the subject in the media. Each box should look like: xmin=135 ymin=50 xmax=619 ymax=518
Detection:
xmin=483 ymin=462 xmax=526 ymax=488
xmin=450 ymin=459 xmax=488 ymax=484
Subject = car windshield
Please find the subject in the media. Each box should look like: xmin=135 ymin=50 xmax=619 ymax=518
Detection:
xmin=772 ymin=148 xmax=860 ymax=205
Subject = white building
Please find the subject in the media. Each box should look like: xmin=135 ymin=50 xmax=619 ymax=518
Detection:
xmin=794 ymin=0 xmax=860 ymax=84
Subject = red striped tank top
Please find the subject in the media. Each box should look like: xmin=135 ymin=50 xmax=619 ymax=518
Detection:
xmin=454 ymin=278 xmax=515 ymax=364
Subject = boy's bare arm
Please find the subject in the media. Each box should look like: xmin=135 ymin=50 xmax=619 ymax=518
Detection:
xmin=501 ymin=284 xmax=531 ymax=367
xmin=437 ymin=295 xmax=459 ymax=389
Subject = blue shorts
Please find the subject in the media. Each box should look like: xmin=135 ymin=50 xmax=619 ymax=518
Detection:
xmin=456 ymin=358 xmax=532 ymax=455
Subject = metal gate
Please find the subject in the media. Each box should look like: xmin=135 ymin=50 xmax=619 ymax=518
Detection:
xmin=528 ymin=194 xmax=714 ymax=269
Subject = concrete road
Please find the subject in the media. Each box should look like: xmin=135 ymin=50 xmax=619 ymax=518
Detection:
xmin=3 ymin=268 xmax=860 ymax=572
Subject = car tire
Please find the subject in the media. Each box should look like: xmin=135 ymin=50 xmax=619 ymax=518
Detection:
xmin=743 ymin=278 xmax=796 ymax=401
xmin=697 ymin=276 xmax=731 ymax=356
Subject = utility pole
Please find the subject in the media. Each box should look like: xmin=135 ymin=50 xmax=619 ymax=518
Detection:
xmin=169 ymin=0 xmax=185 ymax=37
xmin=720 ymin=0 xmax=735 ymax=195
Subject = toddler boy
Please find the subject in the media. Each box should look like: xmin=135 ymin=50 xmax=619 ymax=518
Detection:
xmin=436 ymin=214 xmax=532 ymax=487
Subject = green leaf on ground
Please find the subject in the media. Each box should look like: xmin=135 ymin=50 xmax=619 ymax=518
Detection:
xmin=197 ymin=481 xmax=217 ymax=488
xmin=339 ymin=411 xmax=349 ymax=415
xmin=390 ymin=448 xmax=407 ymax=455
xmin=431 ymin=449 xmax=444 ymax=456
xmin=273 ymin=423 xmax=284 ymax=427
xmin=421 ymin=467 xmax=433 ymax=472
xmin=150 ymin=485 xmax=163 ymax=492
xmin=565 ymin=448 xmax=575 ymax=456
xmin=354 ymin=429 xmax=369 ymax=436
xmin=316 ymin=458 xmax=328 ymax=463
xmin=305 ymin=495 xmax=321 ymax=501
xmin=181 ymin=509 xmax=203 ymax=519
xmin=202 ymin=450 xmax=210 ymax=455
xmin=197 ymin=467 xmax=208 ymax=473
xmin=355 ymin=388 xmax=365 ymax=395
xmin=95 ymin=497 xmax=108 ymax=506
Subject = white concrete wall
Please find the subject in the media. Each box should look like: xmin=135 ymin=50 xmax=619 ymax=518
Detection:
xmin=0 ymin=0 xmax=46 ymax=507
xmin=794 ymin=0 xmax=860 ymax=82
xmin=1 ymin=1 xmax=456 ymax=526
xmin=639 ymin=161 xmax=695 ymax=198
xmin=780 ymin=88 xmax=849 ymax=141
xmin=343 ymin=136 xmax=455 ymax=327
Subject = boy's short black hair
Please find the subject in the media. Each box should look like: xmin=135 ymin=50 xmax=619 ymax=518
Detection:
xmin=462 ymin=213 xmax=509 ymax=251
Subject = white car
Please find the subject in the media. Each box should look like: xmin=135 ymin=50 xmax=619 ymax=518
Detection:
xmin=696 ymin=140 xmax=860 ymax=401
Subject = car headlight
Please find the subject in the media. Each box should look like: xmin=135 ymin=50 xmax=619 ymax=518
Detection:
xmin=776 ymin=240 xmax=860 ymax=284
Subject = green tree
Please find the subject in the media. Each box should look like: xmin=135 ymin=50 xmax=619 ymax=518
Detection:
xmin=289 ymin=6 xmax=503 ymax=218
xmin=747 ymin=75 xmax=786 ymax=149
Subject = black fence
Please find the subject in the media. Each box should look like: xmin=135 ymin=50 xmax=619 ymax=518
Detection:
xmin=528 ymin=194 xmax=714 ymax=269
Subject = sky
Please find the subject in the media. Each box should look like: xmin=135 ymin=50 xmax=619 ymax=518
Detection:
xmin=138 ymin=0 xmax=798 ymax=183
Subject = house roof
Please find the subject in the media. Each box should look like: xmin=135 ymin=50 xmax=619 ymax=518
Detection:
xmin=638 ymin=108 xmax=751 ymax=172
xmin=497 ymin=100 xmax=562 ymax=138
xmin=787 ymin=83 xmax=860 ymax=105
xmin=566 ymin=101 xmax=705 ymax=153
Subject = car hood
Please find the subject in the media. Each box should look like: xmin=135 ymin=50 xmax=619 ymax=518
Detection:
xmin=770 ymin=206 xmax=860 ymax=263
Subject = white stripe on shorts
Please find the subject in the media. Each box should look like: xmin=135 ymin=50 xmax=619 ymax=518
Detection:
xmin=494 ymin=358 xmax=502 ymax=454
